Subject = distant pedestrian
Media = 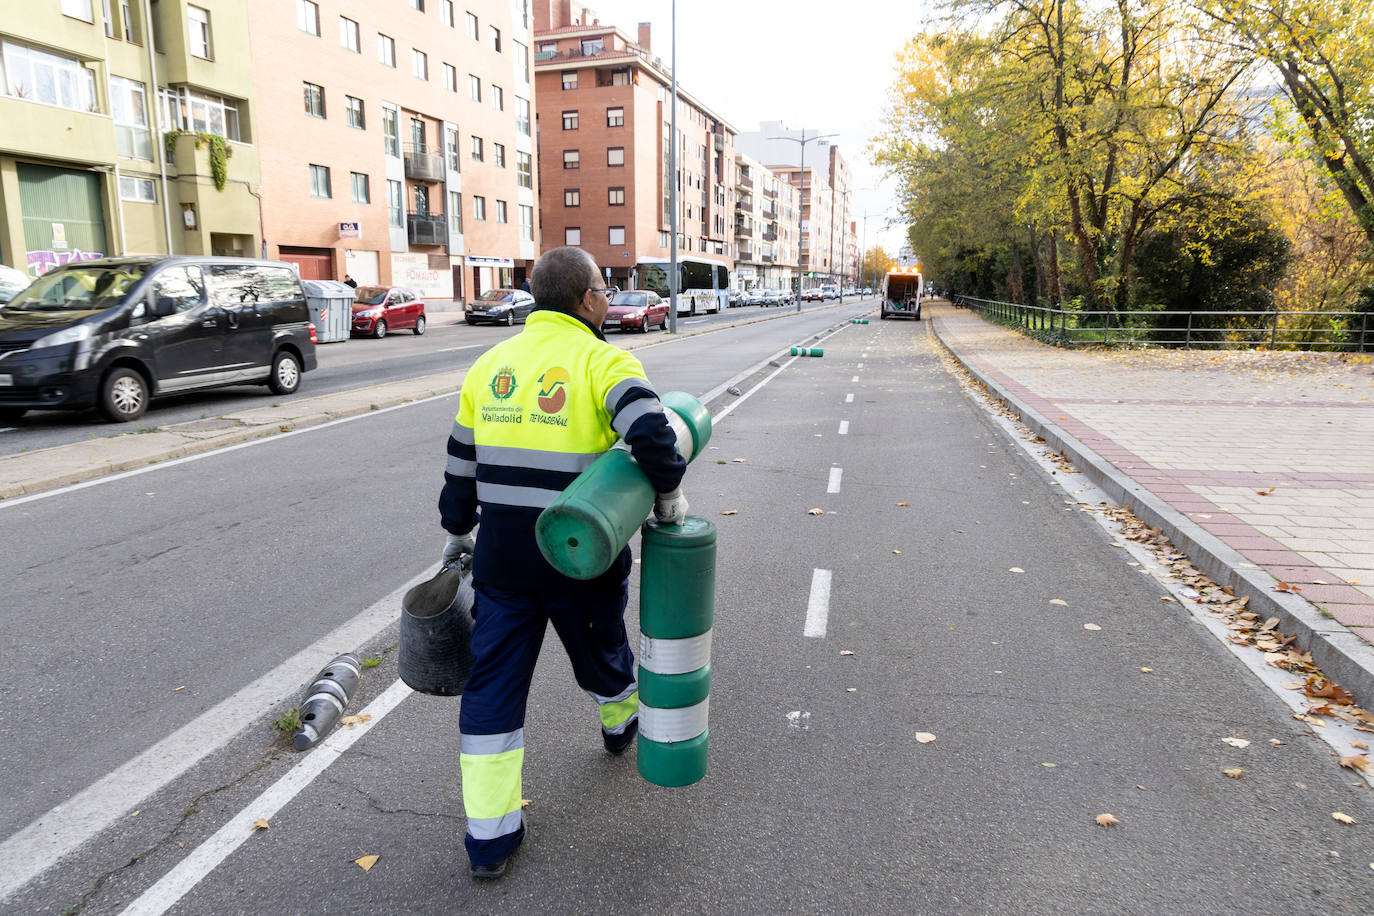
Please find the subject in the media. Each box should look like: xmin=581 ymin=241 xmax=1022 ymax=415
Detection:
xmin=343 ymin=275 xmax=358 ymax=288
xmin=518 ymin=278 xmax=531 ymax=293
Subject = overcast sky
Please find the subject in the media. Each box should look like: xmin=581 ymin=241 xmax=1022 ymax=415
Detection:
xmin=574 ymin=0 xmax=937 ymax=256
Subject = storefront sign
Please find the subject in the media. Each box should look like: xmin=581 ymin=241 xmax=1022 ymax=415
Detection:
xmin=466 ymin=255 xmax=514 ymax=267
xmin=391 ymin=252 xmax=453 ymax=299
xmin=339 ymin=221 xmax=362 ymax=239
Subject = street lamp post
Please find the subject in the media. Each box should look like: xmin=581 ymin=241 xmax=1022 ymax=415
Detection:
xmin=768 ymin=129 xmax=836 ymax=312
xmin=668 ymin=0 xmax=678 ymax=333
xmin=857 ymin=208 xmax=890 ymax=296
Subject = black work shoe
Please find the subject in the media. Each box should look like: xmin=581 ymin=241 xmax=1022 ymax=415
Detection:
xmin=469 ymin=813 xmax=526 ymax=880
xmin=603 ymin=718 xmax=639 ymax=755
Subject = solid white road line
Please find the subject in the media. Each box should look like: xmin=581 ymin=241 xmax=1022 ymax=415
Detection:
xmin=844 ymin=393 xmax=854 ymax=403
xmin=838 ymin=420 xmax=849 ymax=435
xmin=805 ymin=569 xmax=832 ymax=638
xmin=711 ymin=356 xmax=798 ymax=424
xmin=827 ymin=467 xmax=842 ymax=494
xmin=436 ymin=344 xmax=483 ymax=353
xmin=0 ymin=391 xmax=458 ymax=512
xmin=0 ymin=569 xmax=434 ymax=902
xmin=119 ymin=679 xmax=414 ymax=916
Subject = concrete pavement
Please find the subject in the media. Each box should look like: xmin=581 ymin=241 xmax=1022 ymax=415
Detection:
xmin=929 ymin=300 xmax=1374 ymax=704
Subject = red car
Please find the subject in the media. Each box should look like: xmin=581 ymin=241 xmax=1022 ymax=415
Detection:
xmin=601 ymin=290 xmax=669 ymax=333
xmin=351 ymin=286 xmax=427 ymax=337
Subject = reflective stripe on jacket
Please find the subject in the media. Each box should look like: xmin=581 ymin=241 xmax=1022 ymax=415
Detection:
xmin=439 ymin=308 xmax=686 ymax=590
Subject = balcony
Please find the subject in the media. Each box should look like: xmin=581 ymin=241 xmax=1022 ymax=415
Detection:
xmin=404 ymin=144 xmax=444 ymax=182
xmin=762 ymin=230 xmax=777 ymax=242
xmin=763 ymin=186 xmax=777 ymax=200
xmin=738 ymin=174 xmax=754 ymax=190
xmin=738 ymin=246 xmax=755 ymax=261
xmin=762 ymin=254 xmax=775 ymax=263
xmin=407 ymin=212 xmax=447 ymax=246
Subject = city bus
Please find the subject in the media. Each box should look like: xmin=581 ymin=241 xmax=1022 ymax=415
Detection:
xmin=880 ymin=267 xmax=923 ymax=320
xmin=634 ymin=257 xmax=730 ymax=316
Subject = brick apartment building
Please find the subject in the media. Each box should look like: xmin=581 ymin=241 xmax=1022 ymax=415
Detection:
xmin=247 ymin=0 xmax=538 ymax=300
xmin=532 ymin=1 xmax=734 ymax=292
xmin=733 ymin=151 xmax=798 ymax=293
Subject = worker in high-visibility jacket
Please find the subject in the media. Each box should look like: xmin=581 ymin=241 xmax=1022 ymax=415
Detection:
xmin=438 ymin=246 xmax=689 ymax=878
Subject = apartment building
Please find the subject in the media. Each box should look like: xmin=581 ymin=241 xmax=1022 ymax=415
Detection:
xmin=733 ymin=152 xmax=798 ymax=293
xmin=737 ymin=122 xmax=853 ymax=289
xmin=247 ymin=0 xmax=538 ymax=299
xmin=0 ymin=0 xmax=261 ymax=276
xmin=532 ymin=1 xmax=734 ymax=291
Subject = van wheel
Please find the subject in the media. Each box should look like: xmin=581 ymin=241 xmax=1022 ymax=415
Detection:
xmin=413 ymin=315 xmax=426 ymax=335
xmin=373 ymin=320 xmax=387 ymax=339
xmin=269 ymin=351 xmax=302 ymax=395
xmin=100 ymin=367 xmax=148 ymax=422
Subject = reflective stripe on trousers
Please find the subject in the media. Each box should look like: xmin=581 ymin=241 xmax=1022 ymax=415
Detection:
xmin=460 ymin=729 xmax=525 ymax=844
xmin=588 ymin=683 xmax=640 ymax=734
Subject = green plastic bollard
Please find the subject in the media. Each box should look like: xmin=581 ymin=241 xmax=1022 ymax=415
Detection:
xmin=789 ymin=347 xmax=824 ymax=357
xmin=536 ymin=391 xmax=712 ymax=580
xmin=637 ymin=515 xmax=716 ymax=787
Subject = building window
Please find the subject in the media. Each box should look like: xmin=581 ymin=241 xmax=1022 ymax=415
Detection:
xmin=470 ymin=135 xmax=483 ymax=161
xmin=516 ymin=151 xmax=531 ymax=188
xmin=446 ymin=125 xmax=460 ymax=170
xmin=491 ymin=84 xmax=503 ymax=110
xmin=490 ymin=26 xmax=501 ymax=52
xmin=187 ymin=5 xmax=212 ymax=59
xmin=607 ymin=106 xmax=623 ymax=127
xmin=607 ymin=147 xmax=624 ymax=167
xmin=449 ymin=190 xmax=462 ymax=232
xmin=519 ymin=204 xmax=533 ymax=241
xmin=515 ymin=96 xmax=530 ymax=136
xmin=297 ymin=0 xmax=319 ymax=35
xmin=119 ymin=175 xmax=156 ymax=202
xmin=388 ymin=179 xmax=404 ymax=227
xmin=382 ymin=106 xmax=400 ymax=156
xmin=345 ymin=95 xmax=364 ymax=129
xmin=561 ymin=70 xmax=577 ymax=90
xmin=562 ymin=110 xmax=578 ymax=130
xmin=121 ymin=0 xmax=140 ymax=43
xmin=303 ymin=82 xmax=325 ymax=118
xmin=468 ymin=74 xmax=481 ymax=101
xmin=110 ymin=75 xmax=152 ymax=159
xmin=608 ymin=187 xmax=625 ymax=206
xmin=4 ymin=43 xmax=98 ymax=113
xmin=563 ymin=150 xmax=579 ymax=169
xmin=496 ymin=200 xmax=507 ymax=224
xmin=513 ymin=41 xmax=528 ymax=83
xmin=565 ymin=227 xmax=580 ymax=246
xmin=62 ymin=0 xmax=94 ymax=22
xmin=465 ymin=11 xmax=478 ymax=39
xmin=309 ymin=164 xmax=331 ymax=198
xmin=443 ymin=63 xmax=457 ymax=91
xmin=608 ymin=226 xmax=625 ymax=245
xmin=580 ymin=37 xmax=603 ymax=55
xmin=493 ymin=143 xmax=506 ymax=167
xmin=473 ymin=195 xmax=486 ymax=221
xmin=378 ymin=33 xmax=395 ymax=66
xmin=659 ymin=231 xmax=670 ymax=247
xmin=609 ymin=68 xmax=629 ymax=86
xmin=564 ymin=189 xmax=580 ymax=207
xmin=410 ymin=117 xmax=425 ymax=151
xmin=441 ymin=0 xmax=454 ymax=26
xmin=412 ymin=49 xmax=428 ymax=80
xmin=339 ymin=15 xmax=359 ymax=51
xmin=351 ymin=171 xmax=370 ymax=204
xmin=410 ymin=0 xmax=424 ymax=9
xmin=158 ymin=87 xmax=241 ymax=139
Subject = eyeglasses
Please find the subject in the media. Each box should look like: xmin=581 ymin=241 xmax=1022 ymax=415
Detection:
xmin=589 ymin=287 xmax=616 ymax=298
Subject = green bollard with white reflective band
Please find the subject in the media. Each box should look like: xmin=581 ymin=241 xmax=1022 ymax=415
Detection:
xmin=536 ymin=391 xmax=712 ymax=580
xmin=638 ymin=515 xmax=716 ymax=787
xmin=790 ymin=347 xmax=824 ymax=357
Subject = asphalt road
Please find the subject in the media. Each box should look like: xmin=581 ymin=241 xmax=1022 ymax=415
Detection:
xmin=2 ymin=306 xmax=1370 ymax=914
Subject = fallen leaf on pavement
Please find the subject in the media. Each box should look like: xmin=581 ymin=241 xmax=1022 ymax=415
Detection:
xmin=1160 ymin=596 xmax=1176 ymax=602
xmin=1083 ymin=623 xmax=1101 ymax=631
xmin=1139 ymin=667 xmax=1153 ymax=673
xmin=1280 ymin=681 xmax=1303 ymax=690
xmin=1338 ymin=754 xmax=1370 ymax=771
xmin=1222 ymin=768 xmax=1244 ymax=779
xmin=1270 ymin=739 xmax=1284 ymax=746
xmin=1050 ymin=599 xmax=1068 ymax=606
xmin=1041 ymin=762 xmax=1057 ymax=767
xmin=1096 ymin=814 xmax=1119 ymax=828
xmin=521 ymin=798 xmax=532 ymax=808
xmin=1009 ymin=567 xmax=1025 ymax=573
xmin=1259 ymin=617 xmax=1280 ymax=632
xmin=1257 ymin=487 xmax=1275 ymax=495
xmin=1223 ymin=737 xmax=1251 ymax=748
xmin=354 ymin=854 xmax=380 ymax=871
xmin=893 ymin=549 xmax=902 ymax=555
xmin=1332 ymin=812 xmax=1355 ymax=825
xmin=721 ymin=509 xmax=738 ymax=515
xmin=840 ymin=650 xmax=855 ymax=656
xmin=340 ymin=714 xmax=372 ymax=728
xmin=731 ymin=457 xmax=748 ymax=463
xmin=252 ymin=818 xmax=270 ymax=831
xmin=1353 ymin=739 xmax=1369 ymax=751
xmin=807 ymin=508 xmax=824 ymax=515
xmin=895 ymin=501 xmax=910 ymax=507
xmin=915 ymin=732 xmax=937 ymax=744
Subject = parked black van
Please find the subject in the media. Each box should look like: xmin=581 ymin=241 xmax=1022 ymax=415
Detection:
xmin=0 ymin=256 xmax=318 ymax=423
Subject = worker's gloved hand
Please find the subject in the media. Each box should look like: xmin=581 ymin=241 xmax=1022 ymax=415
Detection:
xmin=653 ymin=489 xmax=689 ymax=526
xmin=441 ymin=531 xmax=476 ymax=568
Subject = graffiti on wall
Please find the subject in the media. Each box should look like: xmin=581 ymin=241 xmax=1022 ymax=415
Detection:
xmin=27 ymin=249 xmax=105 ymax=276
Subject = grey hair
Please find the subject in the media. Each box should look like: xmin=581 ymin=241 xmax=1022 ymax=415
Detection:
xmin=530 ymin=246 xmax=598 ymax=311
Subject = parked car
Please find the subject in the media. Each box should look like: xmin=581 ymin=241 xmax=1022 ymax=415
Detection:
xmin=727 ymin=289 xmax=743 ymax=308
xmin=465 ymin=288 xmax=536 ymax=326
xmin=0 ymin=265 xmax=31 ymax=304
xmin=821 ymin=285 xmax=840 ymax=300
xmin=0 ymin=256 xmax=317 ymax=423
xmin=602 ymin=290 xmax=668 ymax=333
xmin=742 ymin=288 xmax=765 ymax=306
xmin=351 ymin=286 xmax=426 ymax=337
xmin=802 ymin=288 xmax=823 ymax=302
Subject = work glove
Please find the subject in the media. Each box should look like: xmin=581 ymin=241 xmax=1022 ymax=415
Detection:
xmin=441 ymin=531 xmax=476 ymax=568
xmin=653 ymin=488 xmax=689 ymax=526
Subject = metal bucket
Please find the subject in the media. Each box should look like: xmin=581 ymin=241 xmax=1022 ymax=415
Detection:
xmin=398 ymin=562 xmax=475 ymax=696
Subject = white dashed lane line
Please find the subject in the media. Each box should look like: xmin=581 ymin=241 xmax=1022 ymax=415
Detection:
xmin=827 ymin=467 xmax=842 ymax=494
xmin=838 ymin=420 xmax=849 ymax=435
xmin=845 ymin=393 xmax=853 ymax=403
xmin=805 ymin=569 xmax=832 ymax=638
xmin=850 ymin=375 xmax=859 ymax=382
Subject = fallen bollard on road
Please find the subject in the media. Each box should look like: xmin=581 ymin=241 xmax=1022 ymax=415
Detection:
xmin=292 ymin=653 xmax=362 ymax=750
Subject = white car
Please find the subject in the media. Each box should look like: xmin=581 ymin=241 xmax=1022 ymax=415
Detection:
xmin=0 ymin=265 xmax=32 ymax=303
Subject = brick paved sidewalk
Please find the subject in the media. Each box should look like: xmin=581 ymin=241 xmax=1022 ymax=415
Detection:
xmin=927 ymin=301 xmax=1374 ymax=647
